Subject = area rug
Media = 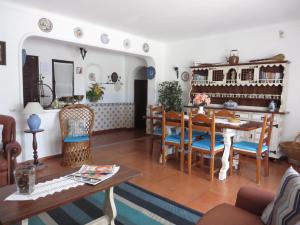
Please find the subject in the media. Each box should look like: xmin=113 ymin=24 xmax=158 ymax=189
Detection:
xmin=22 ymin=182 xmax=202 ymax=225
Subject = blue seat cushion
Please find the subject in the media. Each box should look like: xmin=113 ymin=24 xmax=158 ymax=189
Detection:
xmin=165 ymin=134 xmax=195 ymax=144
xmin=153 ymin=128 xmax=162 ymax=136
xmin=180 ymin=130 xmax=207 ymax=138
xmin=203 ymin=133 xmax=224 ymax=141
xmin=192 ymin=139 xmax=224 ymax=151
xmin=233 ymin=141 xmax=268 ymax=153
xmin=64 ymin=135 xmax=89 ymax=143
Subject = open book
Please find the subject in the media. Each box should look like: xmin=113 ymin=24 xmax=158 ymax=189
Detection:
xmin=65 ymin=164 xmax=120 ymax=185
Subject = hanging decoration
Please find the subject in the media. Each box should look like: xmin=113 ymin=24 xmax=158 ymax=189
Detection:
xmin=79 ymin=47 xmax=88 ymax=60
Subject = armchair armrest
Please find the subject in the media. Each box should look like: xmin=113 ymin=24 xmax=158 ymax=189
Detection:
xmin=235 ymin=186 xmax=275 ymax=216
xmin=5 ymin=141 xmax=22 ymax=159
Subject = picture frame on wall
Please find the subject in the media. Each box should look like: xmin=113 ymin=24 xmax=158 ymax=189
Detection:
xmin=0 ymin=41 xmax=6 ymax=65
xmin=76 ymin=67 xmax=83 ymax=74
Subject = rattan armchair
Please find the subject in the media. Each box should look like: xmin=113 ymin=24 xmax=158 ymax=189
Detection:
xmin=59 ymin=104 xmax=94 ymax=167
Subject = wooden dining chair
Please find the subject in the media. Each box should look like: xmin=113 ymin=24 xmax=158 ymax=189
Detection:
xmin=161 ymin=111 xmax=185 ymax=171
xmin=229 ymin=114 xmax=274 ymax=184
xmin=149 ymin=105 xmax=163 ymax=155
xmin=187 ymin=113 xmax=225 ymax=180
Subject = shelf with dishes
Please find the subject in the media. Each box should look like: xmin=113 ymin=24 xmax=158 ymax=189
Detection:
xmin=191 ymin=92 xmax=281 ymax=100
xmin=191 ymin=79 xmax=284 ymax=86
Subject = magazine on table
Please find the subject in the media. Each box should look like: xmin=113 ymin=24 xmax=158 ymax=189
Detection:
xmin=64 ymin=164 xmax=120 ymax=185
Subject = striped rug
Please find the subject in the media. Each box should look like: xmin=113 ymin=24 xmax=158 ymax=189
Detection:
xmin=21 ymin=183 xmax=202 ymax=225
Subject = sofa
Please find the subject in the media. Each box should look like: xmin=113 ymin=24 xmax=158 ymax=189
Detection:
xmin=0 ymin=115 xmax=22 ymax=186
xmin=197 ymin=186 xmax=275 ymax=225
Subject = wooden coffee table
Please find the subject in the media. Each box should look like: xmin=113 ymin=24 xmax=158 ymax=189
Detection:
xmin=0 ymin=165 xmax=140 ymax=225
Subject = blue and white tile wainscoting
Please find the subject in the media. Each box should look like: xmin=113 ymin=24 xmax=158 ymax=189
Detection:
xmin=87 ymin=102 xmax=134 ymax=131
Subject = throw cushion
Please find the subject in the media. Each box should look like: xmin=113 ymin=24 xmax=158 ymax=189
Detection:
xmin=261 ymin=167 xmax=300 ymax=225
xmin=68 ymin=119 xmax=87 ymax=137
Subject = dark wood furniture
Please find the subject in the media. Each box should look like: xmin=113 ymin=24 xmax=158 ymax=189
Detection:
xmin=0 ymin=165 xmax=140 ymax=225
xmin=149 ymin=105 xmax=163 ymax=155
xmin=0 ymin=115 xmax=22 ymax=186
xmin=24 ymin=129 xmax=44 ymax=169
xmin=230 ymin=114 xmax=274 ymax=184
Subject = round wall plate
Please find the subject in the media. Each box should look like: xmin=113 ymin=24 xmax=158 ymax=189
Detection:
xmin=146 ymin=66 xmax=156 ymax=79
xmin=74 ymin=27 xmax=83 ymax=38
xmin=38 ymin=18 xmax=53 ymax=32
xmin=123 ymin=39 xmax=131 ymax=49
xmin=143 ymin=43 xmax=150 ymax=53
xmin=181 ymin=71 xmax=190 ymax=81
xmin=100 ymin=33 xmax=110 ymax=44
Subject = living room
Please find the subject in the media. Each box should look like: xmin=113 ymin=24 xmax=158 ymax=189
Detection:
xmin=0 ymin=0 xmax=300 ymax=225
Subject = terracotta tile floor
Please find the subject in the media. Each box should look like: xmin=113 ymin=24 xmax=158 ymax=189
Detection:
xmin=36 ymin=130 xmax=295 ymax=213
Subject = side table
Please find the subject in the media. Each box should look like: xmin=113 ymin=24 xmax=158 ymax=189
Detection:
xmin=24 ymin=129 xmax=45 ymax=169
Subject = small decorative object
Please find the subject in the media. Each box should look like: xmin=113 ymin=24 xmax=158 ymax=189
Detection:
xmin=224 ymin=100 xmax=238 ymax=109
xmin=0 ymin=41 xmax=6 ymax=65
xmin=100 ymin=33 xmax=110 ymax=44
xmin=51 ymin=98 xmax=60 ymax=109
xmin=73 ymin=95 xmax=84 ymax=103
xmin=123 ymin=39 xmax=131 ymax=49
xmin=268 ymin=100 xmax=276 ymax=112
xmin=228 ymin=49 xmax=239 ymax=65
xmin=142 ymin=43 xmax=150 ymax=53
xmin=79 ymin=47 xmax=87 ymax=60
xmin=88 ymin=72 xmax=96 ymax=81
xmin=146 ymin=66 xmax=156 ymax=79
xmin=174 ymin=67 xmax=179 ymax=79
xmin=23 ymin=102 xmax=44 ymax=131
xmin=86 ymin=82 xmax=105 ymax=102
xmin=181 ymin=71 xmax=190 ymax=81
xmin=158 ymin=81 xmax=183 ymax=112
xmin=76 ymin=67 xmax=83 ymax=74
xmin=14 ymin=164 xmax=35 ymax=194
xmin=250 ymin=53 xmax=285 ymax=62
xmin=193 ymin=93 xmax=211 ymax=114
xmin=111 ymin=72 xmax=119 ymax=83
xmin=74 ymin=27 xmax=83 ymax=38
xmin=38 ymin=18 xmax=53 ymax=32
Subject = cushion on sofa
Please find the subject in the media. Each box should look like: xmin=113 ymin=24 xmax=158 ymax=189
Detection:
xmin=197 ymin=203 xmax=264 ymax=225
xmin=261 ymin=167 xmax=300 ymax=225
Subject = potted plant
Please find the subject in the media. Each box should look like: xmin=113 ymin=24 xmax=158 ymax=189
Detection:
xmin=86 ymin=82 xmax=105 ymax=102
xmin=158 ymin=81 xmax=183 ymax=112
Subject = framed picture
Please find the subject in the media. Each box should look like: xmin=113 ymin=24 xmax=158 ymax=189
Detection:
xmin=76 ymin=67 xmax=82 ymax=74
xmin=0 ymin=41 xmax=6 ymax=65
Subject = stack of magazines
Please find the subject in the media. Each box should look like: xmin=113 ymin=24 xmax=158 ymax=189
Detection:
xmin=65 ymin=164 xmax=120 ymax=185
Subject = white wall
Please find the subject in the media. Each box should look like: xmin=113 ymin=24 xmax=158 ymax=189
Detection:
xmin=165 ymin=20 xmax=300 ymax=141
xmin=0 ymin=2 xmax=165 ymax=161
xmin=23 ymin=37 xmax=147 ymax=103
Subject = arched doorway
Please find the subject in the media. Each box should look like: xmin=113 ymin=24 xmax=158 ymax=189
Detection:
xmin=134 ymin=66 xmax=147 ymax=129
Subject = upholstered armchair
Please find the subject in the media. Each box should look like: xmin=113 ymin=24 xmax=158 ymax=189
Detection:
xmin=0 ymin=115 xmax=22 ymax=186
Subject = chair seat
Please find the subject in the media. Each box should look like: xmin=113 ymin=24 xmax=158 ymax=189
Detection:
xmin=64 ymin=135 xmax=89 ymax=143
xmin=165 ymin=134 xmax=195 ymax=144
xmin=181 ymin=130 xmax=207 ymax=138
xmin=203 ymin=133 xmax=224 ymax=141
xmin=192 ymin=139 xmax=224 ymax=151
xmin=153 ymin=128 xmax=162 ymax=136
xmin=233 ymin=141 xmax=268 ymax=153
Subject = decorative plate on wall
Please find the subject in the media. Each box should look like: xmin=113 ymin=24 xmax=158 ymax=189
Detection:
xmin=142 ymin=43 xmax=150 ymax=53
xmin=100 ymin=33 xmax=110 ymax=44
xmin=111 ymin=72 xmax=119 ymax=83
xmin=38 ymin=18 xmax=53 ymax=32
xmin=123 ymin=39 xmax=131 ymax=49
xmin=146 ymin=66 xmax=156 ymax=80
xmin=74 ymin=27 xmax=83 ymax=38
xmin=181 ymin=71 xmax=190 ymax=81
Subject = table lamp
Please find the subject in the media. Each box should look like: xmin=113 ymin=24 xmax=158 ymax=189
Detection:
xmin=23 ymin=102 xmax=44 ymax=131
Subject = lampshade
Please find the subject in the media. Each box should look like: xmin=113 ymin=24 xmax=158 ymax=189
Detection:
xmin=23 ymin=102 xmax=44 ymax=115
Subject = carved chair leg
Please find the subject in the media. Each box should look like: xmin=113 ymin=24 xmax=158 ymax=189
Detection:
xmin=180 ymin=146 xmax=184 ymax=172
xmin=256 ymin=156 xmax=261 ymax=184
xmin=210 ymin=155 xmax=215 ymax=181
xmin=187 ymin=150 xmax=192 ymax=175
xmin=264 ymin=151 xmax=269 ymax=177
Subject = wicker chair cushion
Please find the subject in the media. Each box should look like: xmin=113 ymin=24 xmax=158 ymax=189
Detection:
xmin=64 ymin=135 xmax=89 ymax=143
xmin=68 ymin=119 xmax=87 ymax=137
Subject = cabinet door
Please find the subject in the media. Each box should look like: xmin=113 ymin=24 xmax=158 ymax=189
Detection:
xmin=238 ymin=65 xmax=258 ymax=84
xmin=210 ymin=68 xmax=225 ymax=84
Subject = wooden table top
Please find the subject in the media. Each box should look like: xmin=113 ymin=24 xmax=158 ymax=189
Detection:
xmin=0 ymin=165 xmax=140 ymax=225
xmin=145 ymin=115 xmax=262 ymax=131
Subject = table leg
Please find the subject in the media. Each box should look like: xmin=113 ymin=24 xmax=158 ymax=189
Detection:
xmin=22 ymin=218 xmax=28 ymax=225
xmin=219 ymin=129 xmax=236 ymax=180
xmin=32 ymin=132 xmax=39 ymax=166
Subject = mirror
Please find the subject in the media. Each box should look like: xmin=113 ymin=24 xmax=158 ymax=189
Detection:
xmin=52 ymin=59 xmax=74 ymax=99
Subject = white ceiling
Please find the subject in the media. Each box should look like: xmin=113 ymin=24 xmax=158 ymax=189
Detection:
xmin=3 ymin=0 xmax=300 ymax=42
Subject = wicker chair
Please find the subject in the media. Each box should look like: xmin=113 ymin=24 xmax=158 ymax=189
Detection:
xmin=59 ymin=104 xmax=94 ymax=167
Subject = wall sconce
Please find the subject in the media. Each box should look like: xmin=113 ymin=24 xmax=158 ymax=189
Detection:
xmin=174 ymin=66 xmax=179 ymax=79
xmin=79 ymin=47 xmax=87 ymax=60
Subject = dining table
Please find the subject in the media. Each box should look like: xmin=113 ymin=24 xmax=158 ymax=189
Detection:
xmin=145 ymin=114 xmax=263 ymax=181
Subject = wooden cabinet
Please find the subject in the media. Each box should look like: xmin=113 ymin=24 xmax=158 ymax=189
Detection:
xmin=190 ymin=60 xmax=289 ymax=159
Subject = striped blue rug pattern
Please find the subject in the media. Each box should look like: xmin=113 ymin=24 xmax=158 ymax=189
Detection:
xmin=21 ymin=183 xmax=202 ymax=225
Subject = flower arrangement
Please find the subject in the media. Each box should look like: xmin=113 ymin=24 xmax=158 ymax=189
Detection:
xmin=193 ymin=93 xmax=211 ymax=106
xmin=86 ymin=82 xmax=105 ymax=102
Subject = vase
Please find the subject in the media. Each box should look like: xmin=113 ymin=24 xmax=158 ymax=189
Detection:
xmin=198 ymin=106 xmax=205 ymax=114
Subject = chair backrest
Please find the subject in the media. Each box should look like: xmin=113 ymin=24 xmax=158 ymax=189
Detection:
xmin=149 ymin=105 xmax=163 ymax=134
xmin=214 ymin=109 xmax=235 ymax=118
xmin=257 ymin=114 xmax=274 ymax=155
xmin=162 ymin=110 xmax=184 ymax=141
xmin=59 ymin=104 xmax=95 ymax=140
xmin=0 ymin=115 xmax=16 ymax=149
xmin=188 ymin=113 xmax=216 ymax=154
